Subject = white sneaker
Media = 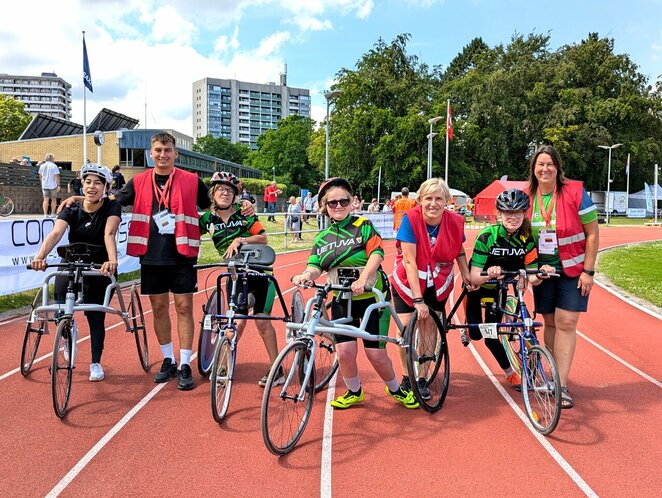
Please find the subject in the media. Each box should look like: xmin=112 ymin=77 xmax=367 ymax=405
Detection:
xmin=89 ymin=363 xmax=105 ymax=381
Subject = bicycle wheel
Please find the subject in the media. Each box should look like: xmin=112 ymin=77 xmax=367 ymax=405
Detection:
xmin=0 ymin=195 xmax=14 ymax=216
xmin=198 ymin=288 xmax=225 ymax=377
xmin=261 ymin=340 xmax=315 ymax=455
xmin=210 ymin=334 xmax=235 ymax=423
xmin=129 ymin=285 xmax=149 ymax=371
xmin=51 ymin=318 xmax=74 ymax=418
xmin=521 ymin=344 xmax=561 ymax=435
xmin=20 ymin=287 xmax=48 ymax=376
xmin=406 ymin=309 xmax=450 ymax=413
xmin=314 ymin=301 xmax=338 ymax=392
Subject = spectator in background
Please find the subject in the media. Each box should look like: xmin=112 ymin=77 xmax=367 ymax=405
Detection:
xmin=367 ymin=198 xmax=379 ymax=213
xmin=382 ymin=199 xmax=392 ymax=212
xmin=263 ymin=181 xmax=282 ymax=222
xmin=110 ymin=165 xmax=126 ymax=194
xmin=39 ymin=153 xmax=60 ymax=217
xmin=68 ymin=171 xmax=83 ymax=196
xmin=392 ymin=188 xmax=416 ymax=231
xmin=303 ymin=191 xmax=314 ymax=223
xmin=241 ymin=187 xmax=255 ymax=204
xmin=351 ymin=195 xmax=361 ymax=212
xmin=287 ymin=195 xmax=302 ymax=242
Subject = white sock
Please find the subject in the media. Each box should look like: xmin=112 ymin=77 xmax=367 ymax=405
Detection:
xmin=343 ymin=375 xmax=361 ymax=393
xmin=160 ymin=343 xmax=175 ymax=362
xmin=386 ymin=378 xmax=400 ymax=393
xmin=504 ymin=367 xmax=515 ymax=377
xmin=180 ymin=349 xmax=192 ymax=367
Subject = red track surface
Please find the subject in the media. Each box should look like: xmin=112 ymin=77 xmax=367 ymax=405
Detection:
xmin=1 ymin=226 xmax=660 ymax=497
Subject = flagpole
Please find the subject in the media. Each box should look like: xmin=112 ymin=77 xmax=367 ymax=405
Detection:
xmin=626 ymin=153 xmax=630 ymax=210
xmin=82 ymin=31 xmax=88 ymax=166
xmin=444 ymin=99 xmax=450 ymax=184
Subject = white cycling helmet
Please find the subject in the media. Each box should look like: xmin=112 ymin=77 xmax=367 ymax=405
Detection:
xmin=80 ymin=163 xmax=113 ymax=196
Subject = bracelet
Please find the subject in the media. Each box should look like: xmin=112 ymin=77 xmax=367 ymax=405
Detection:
xmin=412 ymin=298 xmax=424 ymax=304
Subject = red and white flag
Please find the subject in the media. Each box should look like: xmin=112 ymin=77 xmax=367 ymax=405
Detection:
xmin=447 ymin=102 xmax=454 ymax=141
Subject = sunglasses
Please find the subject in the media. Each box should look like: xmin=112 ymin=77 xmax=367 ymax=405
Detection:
xmin=326 ymin=198 xmax=351 ymax=208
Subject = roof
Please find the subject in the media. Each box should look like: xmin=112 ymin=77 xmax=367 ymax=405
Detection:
xmin=19 ymin=113 xmax=83 ymax=140
xmin=87 ymin=108 xmax=139 ymax=132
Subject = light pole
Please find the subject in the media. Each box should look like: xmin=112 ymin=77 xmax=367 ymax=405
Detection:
xmin=324 ymin=89 xmax=343 ymax=179
xmin=272 ymin=166 xmax=275 ymax=181
xmin=598 ymin=143 xmax=622 ymax=224
xmin=427 ymin=116 xmax=443 ymax=179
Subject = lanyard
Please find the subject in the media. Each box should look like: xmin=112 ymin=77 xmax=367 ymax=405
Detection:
xmin=152 ymin=169 xmax=174 ymax=210
xmin=536 ymin=188 xmax=556 ymax=228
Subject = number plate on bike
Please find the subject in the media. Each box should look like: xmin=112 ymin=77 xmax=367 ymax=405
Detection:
xmin=203 ymin=314 xmax=212 ymax=330
xmin=478 ymin=323 xmax=498 ymax=339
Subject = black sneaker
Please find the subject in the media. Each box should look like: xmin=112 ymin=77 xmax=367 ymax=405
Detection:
xmin=416 ymin=378 xmax=431 ymax=400
xmin=400 ymin=375 xmax=412 ymax=393
xmin=178 ymin=364 xmax=195 ymax=391
xmin=154 ymin=358 xmax=177 ymax=383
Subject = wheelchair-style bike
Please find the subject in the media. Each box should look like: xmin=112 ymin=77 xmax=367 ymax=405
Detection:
xmin=195 ymin=244 xmax=338 ymax=424
xmin=22 ymin=243 xmax=149 ymax=418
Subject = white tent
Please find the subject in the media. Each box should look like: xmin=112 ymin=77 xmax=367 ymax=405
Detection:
xmin=628 ymin=184 xmax=662 ymax=212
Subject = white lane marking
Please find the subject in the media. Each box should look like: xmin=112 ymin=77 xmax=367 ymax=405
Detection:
xmin=447 ymin=292 xmax=598 ymax=498
xmin=45 ymin=381 xmax=169 ymax=497
xmin=577 ymin=329 xmax=662 ymax=388
xmin=320 ymin=371 xmax=338 ymax=498
xmin=467 ymin=343 xmax=598 ymax=498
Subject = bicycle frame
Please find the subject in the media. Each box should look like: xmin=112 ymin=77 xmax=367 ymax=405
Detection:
xmin=283 ymin=284 xmax=407 ymax=401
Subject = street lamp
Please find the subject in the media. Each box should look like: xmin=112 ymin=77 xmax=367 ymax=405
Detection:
xmin=427 ymin=116 xmax=443 ymax=179
xmin=272 ymin=165 xmax=275 ymax=181
xmin=324 ymin=89 xmax=343 ymax=179
xmin=598 ymin=143 xmax=622 ymax=224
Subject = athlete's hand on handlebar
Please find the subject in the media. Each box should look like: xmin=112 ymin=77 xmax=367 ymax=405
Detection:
xmin=100 ymin=260 xmax=118 ymax=277
xmin=529 ymin=264 xmax=557 ymax=285
xmin=29 ymin=258 xmax=47 ymax=271
xmin=291 ymin=273 xmax=313 ymax=287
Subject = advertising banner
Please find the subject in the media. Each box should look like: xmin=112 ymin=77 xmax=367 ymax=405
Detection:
xmin=0 ymin=214 xmax=139 ymax=296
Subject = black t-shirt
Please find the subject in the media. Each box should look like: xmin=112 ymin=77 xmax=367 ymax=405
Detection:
xmin=57 ymin=199 xmax=122 ymax=263
xmin=111 ymin=172 xmax=126 ymax=192
xmin=68 ymin=178 xmax=83 ymax=195
xmin=113 ymin=172 xmax=211 ymax=265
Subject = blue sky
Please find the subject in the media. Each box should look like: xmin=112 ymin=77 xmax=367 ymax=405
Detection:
xmin=2 ymin=0 xmax=661 ymax=137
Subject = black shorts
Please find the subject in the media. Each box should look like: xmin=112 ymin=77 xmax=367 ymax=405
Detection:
xmin=225 ymin=274 xmax=276 ymax=315
xmin=533 ymin=272 xmax=589 ymax=313
xmin=140 ymin=264 xmax=198 ymax=295
xmin=331 ymin=295 xmax=389 ymax=349
xmin=392 ymin=285 xmax=447 ymax=314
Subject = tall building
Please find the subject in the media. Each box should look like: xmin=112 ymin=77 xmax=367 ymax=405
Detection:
xmin=192 ymin=71 xmax=310 ymax=149
xmin=0 ymin=72 xmax=72 ymax=120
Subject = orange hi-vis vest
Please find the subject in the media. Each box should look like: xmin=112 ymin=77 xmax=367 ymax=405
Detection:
xmin=390 ymin=206 xmax=464 ymax=306
xmin=127 ymin=168 xmax=201 ymax=258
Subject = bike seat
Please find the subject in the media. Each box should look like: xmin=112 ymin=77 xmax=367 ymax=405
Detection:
xmin=57 ymin=242 xmax=105 ymax=262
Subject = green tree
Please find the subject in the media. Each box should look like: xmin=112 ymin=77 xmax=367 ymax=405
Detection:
xmin=0 ymin=95 xmax=32 ymax=142
xmin=248 ymin=115 xmax=318 ymax=193
xmin=192 ymin=135 xmax=250 ymax=164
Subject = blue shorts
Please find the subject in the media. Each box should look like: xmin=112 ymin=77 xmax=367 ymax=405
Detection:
xmin=140 ymin=264 xmax=198 ymax=295
xmin=533 ymin=273 xmax=589 ymax=314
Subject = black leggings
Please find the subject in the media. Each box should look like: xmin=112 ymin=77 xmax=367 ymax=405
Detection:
xmin=55 ymin=273 xmax=113 ymax=364
xmin=465 ymin=287 xmax=510 ymax=371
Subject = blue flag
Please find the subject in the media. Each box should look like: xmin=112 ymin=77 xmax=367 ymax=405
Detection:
xmin=83 ymin=37 xmax=93 ymax=92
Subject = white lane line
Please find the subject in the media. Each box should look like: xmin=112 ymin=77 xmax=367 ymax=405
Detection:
xmin=45 ymin=381 xmax=169 ymax=498
xmin=320 ymin=371 xmax=338 ymax=498
xmin=447 ymin=292 xmax=598 ymax=498
xmin=577 ymin=329 xmax=662 ymax=388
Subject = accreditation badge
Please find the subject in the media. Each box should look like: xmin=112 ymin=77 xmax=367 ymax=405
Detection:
xmin=153 ymin=209 xmax=176 ymax=235
xmin=538 ymin=229 xmax=557 ymax=255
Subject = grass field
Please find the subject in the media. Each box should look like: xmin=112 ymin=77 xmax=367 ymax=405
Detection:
xmin=597 ymin=240 xmax=662 ymax=309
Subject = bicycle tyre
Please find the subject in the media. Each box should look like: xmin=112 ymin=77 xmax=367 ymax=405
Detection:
xmin=406 ymin=309 xmax=450 ymax=413
xmin=129 ymin=285 xmax=149 ymax=371
xmin=51 ymin=318 xmax=74 ymax=418
xmin=314 ymin=301 xmax=338 ymax=392
xmin=521 ymin=344 xmax=561 ymax=435
xmin=210 ymin=334 xmax=235 ymax=423
xmin=198 ymin=288 xmax=225 ymax=377
xmin=261 ymin=340 xmax=315 ymax=455
xmin=20 ymin=287 xmax=48 ymax=376
xmin=0 ymin=195 xmax=14 ymax=216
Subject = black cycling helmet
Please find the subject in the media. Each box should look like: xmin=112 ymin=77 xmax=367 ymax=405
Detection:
xmin=318 ymin=177 xmax=353 ymax=200
xmin=210 ymin=171 xmax=242 ymax=195
xmin=496 ymin=188 xmax=530 ymax=211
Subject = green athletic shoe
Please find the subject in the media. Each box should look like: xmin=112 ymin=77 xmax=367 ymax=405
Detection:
xmin=386 ymin=386 xmax=420 ymax=409
xmin=330 ymin=389 xmax=364 ymax=409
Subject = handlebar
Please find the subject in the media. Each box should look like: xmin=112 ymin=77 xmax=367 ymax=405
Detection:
xmin=479 ymin=269 xmax=559 ymax=277
xmin=194 ymin=261 xmax=273 ymax=272
xmin=27 ymin=262 xmax=102 ymax=271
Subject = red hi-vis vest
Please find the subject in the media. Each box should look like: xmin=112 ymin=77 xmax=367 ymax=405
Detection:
xmin=527 ymin=180 xmax=587 ymax=277
xmin=127 ymin=168 xmax=201 ymax=258
xmin=390 ymin=206 xmax=465 ymax=306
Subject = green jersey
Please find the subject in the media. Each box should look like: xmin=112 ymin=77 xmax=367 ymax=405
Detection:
xmin=199 ymin=209 xmax=265 ymax=256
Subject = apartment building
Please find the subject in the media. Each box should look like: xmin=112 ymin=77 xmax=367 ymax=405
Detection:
xmin=0 ymin=72 xmax=72 ymax=120
xmin=192 ymin=72 xmax=310 ymax=149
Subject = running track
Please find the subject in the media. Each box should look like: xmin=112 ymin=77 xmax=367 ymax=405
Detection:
xmin=1 ymin=226 xmax=660 ymax=497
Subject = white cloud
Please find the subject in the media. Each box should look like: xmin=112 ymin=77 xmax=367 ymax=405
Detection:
xmin=289 ymin=16 xmax=333 ymax=33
